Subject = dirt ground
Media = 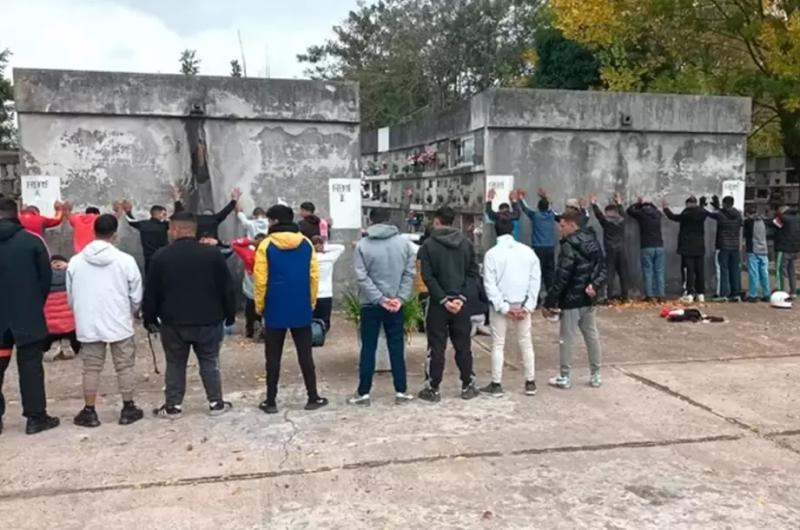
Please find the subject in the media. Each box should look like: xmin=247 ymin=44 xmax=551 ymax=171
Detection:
xmin=1 ymin=301 xmax=800 ymax=529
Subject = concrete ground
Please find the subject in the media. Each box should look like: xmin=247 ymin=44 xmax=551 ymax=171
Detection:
xmin=1 ymin=301 xmax=800 ymax=529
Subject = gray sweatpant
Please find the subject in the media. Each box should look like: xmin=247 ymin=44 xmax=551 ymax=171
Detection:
xmin=559 ymin=307 xmax=602 ymax=377
xmin=81 ymin=338 xmax=136 ymax=401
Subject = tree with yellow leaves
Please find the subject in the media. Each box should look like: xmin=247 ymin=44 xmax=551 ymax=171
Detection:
xmin=552 ymin=0 xmax=800 ymax=158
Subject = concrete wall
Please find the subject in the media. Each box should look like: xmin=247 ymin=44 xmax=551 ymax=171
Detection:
xmin=362 ymin=87 xmax=751 ymax=297
xmin=14 ymin=68 xmax=360 ymax=297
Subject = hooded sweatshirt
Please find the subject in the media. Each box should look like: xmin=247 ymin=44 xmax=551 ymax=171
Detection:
xmin=253 ymin=222 xmax=319 ymax=329
xmin=664 ymin=205 xmax=708 ymax=257
xmin=67 ymin=240 xmax=143 ymax=343
xmin=354 ymin=224 xmax=416 ymax=306
xmin=318 ymin=243 xmax=346 ymax=299
xmin=744 ymin=216 xmax=768 ymax=255
xmin=418 ymin=227 xmax=480 ymax=305
xmin=591 ymin=203 xmax=626 ymax=251
xmin=709 ymin=206 xmax=742 ymax=251
xmin=483 ymin=234 xmax=541 ymax=314
xmin=237 ymin=212 xmax=270 ymax=240
xmin=626 ymin=203 xmax=663 ymax=248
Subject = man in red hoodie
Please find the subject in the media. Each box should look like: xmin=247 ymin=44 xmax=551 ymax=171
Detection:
xmin=19 ymin=201 xmax=65 ymax=237
xmin=64 ymin=201 xmax=100 ymax=253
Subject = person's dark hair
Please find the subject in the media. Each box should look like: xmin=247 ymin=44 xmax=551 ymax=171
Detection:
xmin=722 ymin=195 xmax=734 ymax=208
xmin=50 ymin=254 xmax=68 ymax=263
xmin=0 ymin=197 xmax=18 ymax=219
xmin=25 ymin=205 xmax=41 ymax=214
xmin=369 ymin=208 xmax=390 ymax=224
xmin=253 ymin=207 xmax=266 ymax=218
xmin=434 ymin=206 xmax=455 ymax=226
xmin=266 ymin=204 xmax=294 ymax=224
xmin=311 ymin=235 xmax=324 ymax=247
xmin=150 ymin=205 xmax=166 ymax=216
xmin=560 ymin=209 xmax=583 ymax=226
xmin=604 ymin=204 xmax=618 ymax=213
xmin=537 ymin=198 xmax=548 ymax=212
xmin=254 ymin=233 xmax=267 ymax=243
xmin=686 ymin=196 xmax=698 ymax=206
xmin=300 ymin=201 xmax=315 ymax=213
xmin=494 ymin=216 xmax=514 ymax=237
xmin=498 ymin=203 xmax=510 ymax=212
xmin=85 ymin=207 xmax=101 ymax=215
xmin=94 ymin=214 xmax=118 ymax=238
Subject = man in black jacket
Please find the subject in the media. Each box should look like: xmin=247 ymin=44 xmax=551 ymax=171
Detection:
xmin=772 ymin=206 xmax=800 ymax=297
xmin=418 ymin=206 xmax=480 ymax=402
xmin=709 ymin=195 xmax=743 ymax=302
xmin=591 ymin=193 xmax=628 ymax=301
xmin=119 ymin=192 xmax=182 ymax=275
xmin=627 ymin=198 xmax=665 ymax=302
xmin=143 ymin=212 xmax=237 ymax=419
xmin=544 ymin=210 xmax=607 ymax=390
xmin=0 ymin=198 xmax=60 ymax=435
xmin=664 ymin=196 xmax=709 ymax=303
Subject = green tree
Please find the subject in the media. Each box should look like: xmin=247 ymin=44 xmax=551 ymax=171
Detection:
xmin=230 ymin=59 xmax=243 ymax=78
xmin=179 ymin=49 xmax=200 ymax=76
xmin=531 ymin=26 xmax=601 ymax=90
xmin=0 ymin=48 xmax=17 ymax=150
xmin=299 ymin=0 xmax=543 ymax=130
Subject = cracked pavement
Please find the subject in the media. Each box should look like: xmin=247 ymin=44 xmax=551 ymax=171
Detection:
xmin=1 ymin=302 xmax=800 ymax=529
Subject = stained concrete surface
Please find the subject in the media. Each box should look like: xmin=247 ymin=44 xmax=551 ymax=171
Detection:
xmin=1 ymin=303 xmax=799 ymax=529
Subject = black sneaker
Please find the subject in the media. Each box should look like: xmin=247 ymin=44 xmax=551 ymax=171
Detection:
xmin=209 ymin=400 xmax=232 ymax=416
xmin=74 ymin=407 xmax=101 ymax=428
xmin=153 ymin=404 xmax=182 ymax=420
xmin=525 ymin=380 xmax=538 ymax=396
xmin=26 ymin=415 xmax=60 ymax=435
xmin=747 ymin=297 xmax=759 ymax=303
xmin=656 ymin=297 xmax=666 ymax=305
xmin=418 ymin=386 xmax=441 ymax=403
xmin=305 ymin=397 xmax=329 ymax=411
xmin=461 ymin=382 xmax=480 ymax=400
xmin=761 ymin=296 xmax=771 ymax=303
xmin=259 ymin=401 xmax=278 ymax=414
xmin=479 ymin=382 xmax=504 ymax=397
xmin=119 ymin=403 xmax=144 ymax=425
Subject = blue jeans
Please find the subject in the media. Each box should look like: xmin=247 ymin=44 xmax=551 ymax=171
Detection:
xmin=358 ymin=305 xmax=407 ymax=396
xmin=747 ymin=254 xmax=770 ymax=298
xmin=718 ymin=249 xmax=741 ymax=298
xmin=640 ymin=247 xmax=665 ymax=298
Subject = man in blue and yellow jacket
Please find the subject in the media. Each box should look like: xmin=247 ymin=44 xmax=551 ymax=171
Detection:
xmin=253 ymin=204 xmax=328 ymax=415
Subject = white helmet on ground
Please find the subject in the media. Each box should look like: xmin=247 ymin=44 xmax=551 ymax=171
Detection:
xmin=770 ymin=291 xmax=793 ymax=309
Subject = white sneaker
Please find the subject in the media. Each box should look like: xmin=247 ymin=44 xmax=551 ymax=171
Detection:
xmin=395 ymin=392 xmax=414 ymax=404
xmin=43 ymin=345 xmax=62 ymax=362
xmin=680 ymin=294 xmax=694 ymax=304
xmin=697 ymin=294 xmax=705 ymax=303
xmin=347 ymin=393 xmax=371 ymax=406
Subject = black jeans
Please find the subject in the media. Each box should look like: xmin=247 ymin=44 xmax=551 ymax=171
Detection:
xmin=313 ymin=298 xmax=333 ymax=332
xmin=0 ymin=330 xmax=47 ymax=419
xmin=534 ymin=246 xmax=555 ymax=295
xmin=425 ymin=303 xmax=474 ymax=389
xmin=606 ymin=247 xmax=629 ymax=299
xmin=718 ymin=249 xmax=741 ymax=298
xmin=358 ymin=305 xmax=406 ymax=396
xmin=245 ymin=298 xmax=259 ymax=338
xmin=683 ymin=255 xmax=705 ymax=296
xmin=44 ymin=331 xmax=81 ymax=354
xmin=160 ymin=324 xmax=224 ymax=406
xmin=264 ymin=326 xmax=318 ymax=404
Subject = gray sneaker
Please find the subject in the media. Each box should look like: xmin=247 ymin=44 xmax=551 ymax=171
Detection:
xmin=418 ymin=386 xmax=441 ymax=403
xmin=590 ymin=372 xmax=602 ymax=388
xmin=347 ymin=393 xmax=371 ymax=406
xmin=548 ymin=375 xmax=572 ymax=389
xmin=395 ymin=392 xmax=414 ymax=404
xmin=479 ymin=382 xmax=504 ymax=397
xmin=461 ymin=382 xmax=480 ymax=400
xmin=208 ymin=401 xmax=232 ymax=416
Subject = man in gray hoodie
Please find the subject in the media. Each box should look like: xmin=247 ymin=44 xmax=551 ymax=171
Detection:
xmin=349 ymin=209 xmax=416 ymax=406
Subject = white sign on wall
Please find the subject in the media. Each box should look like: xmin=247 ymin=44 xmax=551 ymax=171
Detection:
xmin=485 ymin=175 xmax=515 ymax=211
xmin=21 ymin=175 xmax=61 ymax=217
xmin=329 ymin=178 xmax=362 ymax=229
xmin=378 ymin=127 xmax=390 ymax=153
xmin=722 ymin=180 xmax=745 ymax=211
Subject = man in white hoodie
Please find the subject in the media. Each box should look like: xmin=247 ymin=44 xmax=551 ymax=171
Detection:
xmin=67 ymin=214 xmax=144 ymax=427
xmin=236 ymin=203 xmax=270 ymax=240
xmin=480 ymin=216 xmax=541 ymax=397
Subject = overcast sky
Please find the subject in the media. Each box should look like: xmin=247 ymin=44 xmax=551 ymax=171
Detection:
xmin=3 ymin=0 xmax=361 ymax=79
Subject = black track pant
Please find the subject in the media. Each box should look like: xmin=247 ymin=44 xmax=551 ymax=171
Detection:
xmin=0 ymin=330 xmax=47 ymax=419
xmin=245 ymin=299 xmax=259 ymax=338
xmin=264 ymin=326 xmax=318 ymax=404
xmin=425 ymin=303 xmax=474 ymax=389
xmin=684 ymin=255 xmax=705 ymax=296
xmin=534 ymin=246 xmax=555 ymax=295
xmin=606 ymin=247 xmax=629 ymax=299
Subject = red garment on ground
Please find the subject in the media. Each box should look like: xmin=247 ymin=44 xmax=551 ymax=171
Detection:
xmin=19 ymin=210 xmax=63 ymax=237
xmin=69 ymin=213 xmax=98 ymax=253
xmin=230 ymin=238 xmax=257 ymax=273
xmin=44 ymin=291 xmax=75 ymax=335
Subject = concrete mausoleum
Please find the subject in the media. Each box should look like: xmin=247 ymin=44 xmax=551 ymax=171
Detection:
xmin=14 ymin=68 xmax=361 ymax=294
xmin=361 ymin=88 xmax=752 ymax=295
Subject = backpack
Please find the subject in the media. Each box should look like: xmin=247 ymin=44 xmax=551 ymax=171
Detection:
xmin=311 ymin=318 xmax=327 ymax=347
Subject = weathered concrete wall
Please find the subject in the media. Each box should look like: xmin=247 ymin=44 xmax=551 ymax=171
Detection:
xmin=14 ymin=68 xmax=361 ymax=298
xmin=362 ymin=87 xmax=751 ymax=296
